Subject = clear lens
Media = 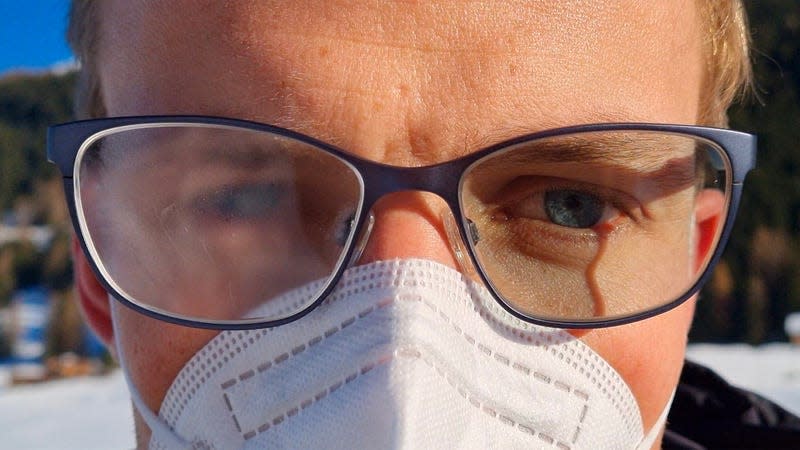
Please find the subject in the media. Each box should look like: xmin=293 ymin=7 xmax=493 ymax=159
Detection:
xmin=76 ymin=124 xmax=363 ymax=323
xmin=460 ymin=130 xmax=730 ymax=323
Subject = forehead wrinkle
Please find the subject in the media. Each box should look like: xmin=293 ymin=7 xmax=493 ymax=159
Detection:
xmin=100 ymin=0 xmax=705 ymax=168
xmin=265 ymin=27 xmax=519 ymax=57
xmin=234 ymin=0 xmax=573 ymax=53
xmin=235 ymin=86 xmax=671 ymax=166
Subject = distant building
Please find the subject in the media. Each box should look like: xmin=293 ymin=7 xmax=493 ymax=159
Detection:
xmin=785 ymin=312 xmax=800 ymax=345
xmin=10 ymin=285 xmax=51 ymax=382
xmin=0 ymin=225 xmax=54 ymax=250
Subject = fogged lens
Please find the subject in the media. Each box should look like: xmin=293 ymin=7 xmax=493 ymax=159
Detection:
xmin=75 ymin=124 xmax=363 ymax=324
xmin=459 ymin=130 xmax=730 ymax=323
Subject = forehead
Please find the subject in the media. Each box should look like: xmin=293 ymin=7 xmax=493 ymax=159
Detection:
xmin=97 ymin=0 xmax=704 ymax=164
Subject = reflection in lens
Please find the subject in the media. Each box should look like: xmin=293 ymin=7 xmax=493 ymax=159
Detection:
xmin=460 ymin=131 xmax=731 ymax=323
xmin=76 ymin=124 xmax=362 ymax=324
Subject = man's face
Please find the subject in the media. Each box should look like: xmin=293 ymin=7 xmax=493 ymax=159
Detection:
xmin=93 ymin=0 xmax=705 ymax=444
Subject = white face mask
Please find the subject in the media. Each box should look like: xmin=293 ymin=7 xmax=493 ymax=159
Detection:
xmin=115 ymin=259 xmax=673 ymax=450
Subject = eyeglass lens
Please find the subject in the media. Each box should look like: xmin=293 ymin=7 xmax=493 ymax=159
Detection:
xmin=77 ymin=125 xmax=363 ymax=323
xmin=460 ymin=131 xmax=728 ymax=322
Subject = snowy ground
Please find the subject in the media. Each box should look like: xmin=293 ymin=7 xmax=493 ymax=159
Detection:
xmin=0 ymin=343 xmax=797 ymax=449
xmin=0 ymin=369 xmax=135 ymax=449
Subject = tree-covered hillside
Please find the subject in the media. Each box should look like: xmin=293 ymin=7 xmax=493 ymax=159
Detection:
xmin=0 ymin=72 xmax=75 ymax=214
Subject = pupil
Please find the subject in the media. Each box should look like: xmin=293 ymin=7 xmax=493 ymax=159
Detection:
xmin=544 ymin=190 xmax=603 ymax=228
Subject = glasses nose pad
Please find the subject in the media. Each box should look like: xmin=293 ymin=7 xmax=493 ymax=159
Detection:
xmin=441 ymin=208 xmax=480 ymax=280
xmin=346 ymin=211 xmax=375 ymax=267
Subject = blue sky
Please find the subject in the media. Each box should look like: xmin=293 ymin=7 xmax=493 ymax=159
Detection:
xmin=0 ymin=0 xmax=74 ymax=75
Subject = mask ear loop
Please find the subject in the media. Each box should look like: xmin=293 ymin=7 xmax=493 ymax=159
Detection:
xmin=110 ymin=301 xmax=192 ymax=449
xmin=636 ymin=387 xmax=676 ymax=450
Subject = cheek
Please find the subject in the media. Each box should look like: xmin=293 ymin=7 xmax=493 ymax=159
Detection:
xmin=576 ymin=297 xmax=695 ymax=431
xmin=112 ymin=301 xmax=218 ymax=414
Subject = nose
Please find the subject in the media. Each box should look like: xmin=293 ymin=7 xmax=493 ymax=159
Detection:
xmin=355 ymin=191 xmax=460 ymax=269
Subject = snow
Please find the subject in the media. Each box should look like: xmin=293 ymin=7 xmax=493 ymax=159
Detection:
xmin=0 ymin=369 xmax=135 ymax=449
xmin=0 ymin=344 xmax=797 ymax=449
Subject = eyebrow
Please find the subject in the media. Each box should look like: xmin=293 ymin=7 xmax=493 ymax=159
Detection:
xmin=194 ymin=141 xmax=285 ymax=169
xmin=101 ymin=126 xmax=290 ymax=172
xmin=485 ymin=133 xmax=695 ymax=168
xmin=473 ymin=133 xmax=700 ymax=193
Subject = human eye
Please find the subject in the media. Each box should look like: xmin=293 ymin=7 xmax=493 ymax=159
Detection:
xmin=505 ymin=188 xmax=621 ymax=230
xmin=188 ymin=182 xmax=288 ymax=225
xmin=491 ymin=177 xmax=632 ymax=237
xmin=462 ymin=174 xmax=648 ymax=272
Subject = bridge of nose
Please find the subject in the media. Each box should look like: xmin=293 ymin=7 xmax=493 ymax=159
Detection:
xmin=353 ymin=183 xmax=461 ymax=270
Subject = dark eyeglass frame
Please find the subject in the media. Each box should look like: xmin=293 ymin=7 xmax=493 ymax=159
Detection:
xmin=48 ymin=116 xmax=756 ymax=330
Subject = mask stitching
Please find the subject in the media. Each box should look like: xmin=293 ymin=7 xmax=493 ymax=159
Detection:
xmin=229 ymin=354 xmax=387 ymax=441
xmin=391 ymin=262 xmax=636 ymax=428
xmin=217 ymin=295 xmax=590 ymax=446
xmin=471 ymin=313 xmax=637 ymax=432
xmin=217 ymin=298 xmax=393 ymax=394
xmin=163 ymin=259 xmax=637 ymax=434
xmin=162 ymin=264 xmax=391 ymax=424
xmin=163 ymin=260 xmax=472 ymax=422
xmin=162 ymin=328 xmax=274 ymax=425
xmin=163 ymin=261 xmax=403 ymax=420
xmin=419 ymin=271 xmax=640 ymax=432
xmin=217 ymin=293 xmax=587 ymax=399
xmin=229 ymin=347 xmax=580 ymax=449
xmin=409 ymin=346 xmax=581 ymax=449
xmin=415 ymin=291 xmax=637 ymax=432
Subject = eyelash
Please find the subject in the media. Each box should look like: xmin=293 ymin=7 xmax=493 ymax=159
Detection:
xmin=492 ymin=176 xmax=636 ymax=222
xmin=186 ymin=182 xmax=288 ymax=225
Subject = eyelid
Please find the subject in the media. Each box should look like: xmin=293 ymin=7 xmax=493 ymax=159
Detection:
xmin=495 ymin=179 xmax=652 ymax=240
xmin=182 ymin=181 xmax=289 ymax=223
xmin=494 ymin=176 xmax=637 ymax=213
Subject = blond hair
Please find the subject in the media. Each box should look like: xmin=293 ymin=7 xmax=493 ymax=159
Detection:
xmin=698 ymin=0 xmax=753 ymax=126
xmin=67 ymin=1 xmax=752 ymax=126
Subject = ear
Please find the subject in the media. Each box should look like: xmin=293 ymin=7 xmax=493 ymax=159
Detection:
xmin=72 ymin=236 xmax=115 ymax=348
xmin=693 ymin=189 xmax=727 ymax=273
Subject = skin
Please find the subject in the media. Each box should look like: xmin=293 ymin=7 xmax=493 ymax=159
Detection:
xmin=74 ymin=0 xmax=714 ymax=447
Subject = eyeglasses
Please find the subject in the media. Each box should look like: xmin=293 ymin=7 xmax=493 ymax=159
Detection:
xmin=48 ymin=116 xmax=756 ymax=329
